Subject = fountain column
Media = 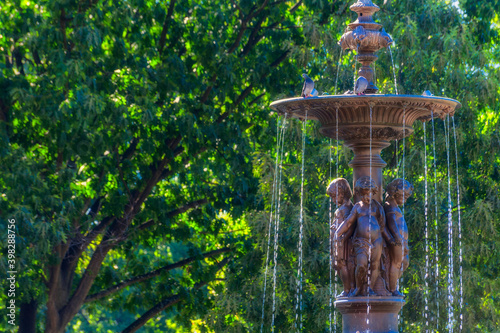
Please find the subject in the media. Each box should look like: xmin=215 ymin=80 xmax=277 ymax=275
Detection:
xmin=344 ymin=140 xmax=389 ymax=203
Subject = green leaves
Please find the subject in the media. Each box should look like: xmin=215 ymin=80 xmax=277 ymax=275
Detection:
xmin=1 ymin=0 xmax=499 ymax=331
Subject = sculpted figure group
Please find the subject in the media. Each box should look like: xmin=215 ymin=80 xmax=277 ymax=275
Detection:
xmin=327 ymin=176 xmax=414 ymax=297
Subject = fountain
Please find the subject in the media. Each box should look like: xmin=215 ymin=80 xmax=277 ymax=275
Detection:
xmin=269 ymin=0 xmax=461 ymax=332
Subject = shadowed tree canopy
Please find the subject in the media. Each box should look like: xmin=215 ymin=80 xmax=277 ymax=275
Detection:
xmin=0 ymin=0 xmax=308 ymax=332
xmin=0 ymin=0 xmax=499 ymax=332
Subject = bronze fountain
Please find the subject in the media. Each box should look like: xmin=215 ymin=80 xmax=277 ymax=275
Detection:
xmin=269 ymin=0 xmax=461 ymax=332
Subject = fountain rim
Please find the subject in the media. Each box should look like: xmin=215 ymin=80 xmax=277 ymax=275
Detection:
xmin=270 ymin=94 xmax=462 ymax=115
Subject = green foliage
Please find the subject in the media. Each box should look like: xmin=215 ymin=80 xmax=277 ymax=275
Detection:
xmin=0 ymin=0 xmax=304 ymax=331
xmin=0 ymin=0 xmax=499 ymax=332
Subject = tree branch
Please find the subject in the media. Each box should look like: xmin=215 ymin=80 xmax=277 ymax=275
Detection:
xmin=227 ymin=0 xmax=269 ymax=54
xmin=199 ymin=73 xmax=218 ymax=104
xmin=167 ymin=199 xmax=208 ymax=218
xmin=121 ymin=257 xmax=231 ymax=333
xmin=215 ymin=49 xmax=289 ymax=124
xmin=249 ymin=92 xmax=266 ymax=106
xmin=136 ymin=198 xmax=209 ymax=231
xmin=240 ymin=17 xmax=265 ymax=57
xmin=161 ymin=146 xmax=208 ymax=180
xmin=158 ymin=0 xmax=177 ymax=56
xmin=290 ymin=0 xmax=302 ymax=14
xmin=120 ymin=137 xmax=139 ymax=163
xmin=136 ymin=198 xmax=210 ymax=232
xmin=85 ymin=248 xmax=231 ymax=303
xmin=58 ymin=135 xmax=186 ymax=328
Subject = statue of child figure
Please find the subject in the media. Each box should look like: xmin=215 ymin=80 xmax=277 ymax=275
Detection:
xmin=327 ymin=178 xmax=354 ymax=297
xmin=384 ymin=178 xmax=414 ymax=296
xmin=336 ymin=176 xmax=395 ymax=296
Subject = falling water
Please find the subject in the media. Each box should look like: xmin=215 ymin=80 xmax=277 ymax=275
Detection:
xmin=399 ymin=105 xmax=407 ymax=332
xmin=430 ymin=111 xmax=440 ymax=330
xmin=336 ymin=107 xmax=339 ymax=180
xmin=402 ymin=105 xmax=406 ymax=213
xmin=388 ymin=46 xmax=398 ymax=95
xmin=330 ymin=107 xmax=341 ymax=333
xmin=367 ymin=103 xmax=374 ymax=328
xmin=271 ymin=114 xmax=289 ymax=332
xmin=335 ymin=49 xmax=344 ymax=95
xmin=395 ymin=139 xmax=399 ymax=178
xmin=423 ymin=121 xmax=430 ymax=333
xmin=329 ymin=137 xmax=333 ymax=333
xmin=444 ymin=116 xmax=454 ymax=332
xmin=261 ymin=115 xmax=288 ymax=332
xmin=451 ymin=116 xmax=463 ymax=331
xmin=295 ymin=112 xmax=308 ymax=332
xmin=354 ymin=45 xmax=359 ymax=91
xmin=334 ymin=106 xmax=340 ymax=333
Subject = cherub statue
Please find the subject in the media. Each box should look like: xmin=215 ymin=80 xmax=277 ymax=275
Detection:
xmin=336 ymin=176 xmax=396 ymax=296
xmin=327 ymin=178 xmax=354 ymax=297
xmin=384 ymin=178 xmax=414 ymax=296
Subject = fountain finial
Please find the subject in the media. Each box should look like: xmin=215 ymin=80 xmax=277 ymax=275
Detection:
xmin=339 ymin=0 xmax=392 ymax=93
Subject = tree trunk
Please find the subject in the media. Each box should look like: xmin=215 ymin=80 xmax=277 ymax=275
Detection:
xmin=18 ymin=299 xmax=37 ymax=333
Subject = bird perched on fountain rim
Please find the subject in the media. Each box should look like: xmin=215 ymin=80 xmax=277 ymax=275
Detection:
xmin=354 ymin=76 xmax=369 ymax=95
xmin=301 ymin=73 xmax=315 ymax=98
xmin=422 ymin=90 xmax=434 ymax=97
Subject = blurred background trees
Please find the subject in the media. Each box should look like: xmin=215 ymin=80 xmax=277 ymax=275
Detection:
xmin=0 ymin=0 xmax=499 ymax=332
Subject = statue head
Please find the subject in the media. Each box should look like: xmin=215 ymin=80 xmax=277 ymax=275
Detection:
xmin=326 ymin=178 xmax=353 ymax=205
xmin=354 ymin=176 xmax=378 ymax=205
xmin=386 ymin=178 xmax=414 ymax=206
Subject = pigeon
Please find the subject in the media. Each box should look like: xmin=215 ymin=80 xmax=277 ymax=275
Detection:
xmin=354 ymin=76 xmax=369 ymax=95
xmin=310 ymin=88 xmax=319 ymax=97
xmin=301 ymin=74 xmax=314 ymax=98
xmin=422 ymin=90 xmax=434 ymax=96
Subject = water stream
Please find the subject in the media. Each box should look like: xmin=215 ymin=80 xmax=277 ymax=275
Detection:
xmin=388 ymin=46 xmax=398 ymax=94
xmin=423 ymin=121 xmax=429 ymax=333
xmin=334 ymin=106 xmax=340 ymax=332
xmin=329 ymin=137 xmax=333 ymax=333
xmin=295 ymin=112 xmax=308 ymax=332
xmin=261 ymin=115 xmax=288 ymax=332
xmin=399 ymin=105 xmax=407 ymax=331
xmin=430 ymin=111 xmax=440 ymax=330
xmin=367 ymin=104 xmax=373 ymax=329
xmin=444 ymin=116 xmax=454 ymax=332
xmin=335 ymin=49 xmax=344 ymax=95
xmin=354 ymin=46 xmax=359 ymax=91
xmin=451 ymin=116 xmax=463 ymax=332
xmin=270 ymin=114 xmax=289 ymax=332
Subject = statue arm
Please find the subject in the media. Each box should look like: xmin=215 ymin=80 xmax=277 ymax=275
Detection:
xmin=336 ymin=207 xmax=357 ymax=239
xmin=377 ymin=205 xmax=394 ymax=244
xmin=384 ymin=209 xmax=402 ymax=245
xmin=330 ymin=209 xmax=341 ymax=230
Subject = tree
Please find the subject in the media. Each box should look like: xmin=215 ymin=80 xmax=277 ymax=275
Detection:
xmin=0 ymin=0 xmax=308 ymax=332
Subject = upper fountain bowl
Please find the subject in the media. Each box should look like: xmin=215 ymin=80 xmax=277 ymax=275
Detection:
xmin=269 ymin=94 xmax=461 ymax=142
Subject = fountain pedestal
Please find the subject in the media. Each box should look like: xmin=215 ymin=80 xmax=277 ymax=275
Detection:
xmin=335 ymin=297 xmax=405 ymax=333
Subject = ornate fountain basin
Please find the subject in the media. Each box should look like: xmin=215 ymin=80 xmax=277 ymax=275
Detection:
xmin=270 ymin=94 xmax=461 ymax=204
xmin=269 ymin=94 xmax=461 ymax=142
